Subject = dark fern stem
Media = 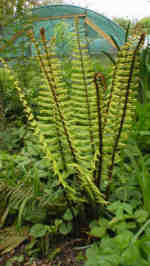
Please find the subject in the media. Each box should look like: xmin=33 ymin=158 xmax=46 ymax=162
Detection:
xmin=94 ymin=73 xmax=103 ymax=189
xmin=95 ymin=72 xmax=107 ymax=92
xmin=74 ymin=17 xmax=95 ymax=155
xmin=107 ymin=33 xmax=145 ymax=197
xmin=103 ymin=63 xmax=118 ymax=129
xmin=84 ymin=11 xmax=90 ymax=56
xmin=125 ymin=21 xmax=131 ymax=42
xmin=54 ymin=113 xmax=68 ymax=171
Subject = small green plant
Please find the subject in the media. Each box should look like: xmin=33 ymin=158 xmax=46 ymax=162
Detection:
xmin=86 ymin=198 xmax=150 ymax=266
xmin=139 ymin=45 xmax=150 ymax=103
xmin=85 ymin=230 xmax=150 ymax=266
xmin=123 ymin=141 xmax=150 ymax=213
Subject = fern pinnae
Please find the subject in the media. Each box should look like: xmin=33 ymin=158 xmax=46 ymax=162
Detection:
xmin=104 ymin=42 xmax=132 ymax=127
xmin=103 ymin=55 xmax=122 ymax=129
xmin=108 ymin=34 xmax=145 ymax=183
xmin=39 ymin=29 xmax=77 ymax=165
xmin=74 ymin=17 xmax=95 ymax=155
xmin=72 ymin=164 xmax=107 ymax=204
xmin=39 ymin=29 xmax=69 ymax=171
xmin=28 ymin=29 xmax=77 ymax=164
xmin=28 ymin=30 xmax=87 ymax=202
xmin=27 ymin=30 xmax=49 ymax=83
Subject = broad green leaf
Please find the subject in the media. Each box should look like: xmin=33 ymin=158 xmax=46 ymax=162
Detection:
xmin=59 ymin=222 xmax=72 ymax=235
xmin=85 ymin=241 xmax=120 ymax=266
xmin=135 ymin=209 xmax=149 ymax=224
xmin=63 ymin=209 xmax=73 ymax=221
xmin=5 ymin=262 xmax=13 ymax=266
xmin=109 ymin=221 xmax=128 ymax=232
xmin=14 ymin=255 xmax=24 ymax=263
xmin=139 ymin=235 xmax=150 ymax=256
xmin=114 ymin=230 xmax=133 ymax=250
xmin=100 ymin=237 xmax=118 ymax=254
xmin=107 ymin=201 xmax=133 ymax=219
xmin=121 ymin=244 xmax=141 ymax=265
xmin=90 ymin=226 xmax=107 ymax=238
xmin=89 ymin=218 xmax=108 ymax=238
xmin=85 ymin=244 xmax=100 ymax=266
xmin=30 ymin=224 xmax=49 ymax=238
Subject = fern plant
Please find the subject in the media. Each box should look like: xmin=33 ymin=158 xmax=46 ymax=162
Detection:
xmin=101 ymin=36 xmax=145 ymax=194
xmin=1 ymin=18 xmax=144 ymax=208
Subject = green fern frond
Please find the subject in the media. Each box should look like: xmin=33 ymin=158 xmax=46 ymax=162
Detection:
xmin=70 ymin=18 xmax=100 ymax=166
xmin=27 ymin=30 xmax=84 ymax=199
xmin=66 ymin=18 xmax=107 ymax=199
xmin=71 ymin=164 xmax=107 ymax=204
xmin=102 ymin=34 xmax=145 ymax=188
xmin=28 ymin=29 xmax=76 ymax=166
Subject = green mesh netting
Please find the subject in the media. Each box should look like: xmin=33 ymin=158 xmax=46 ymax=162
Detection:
xmin=0 ymin=4 xmax=125 ymax=58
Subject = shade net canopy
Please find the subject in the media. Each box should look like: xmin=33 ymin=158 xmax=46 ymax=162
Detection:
xmin=0 ymin=4 xmax=125 ymax=58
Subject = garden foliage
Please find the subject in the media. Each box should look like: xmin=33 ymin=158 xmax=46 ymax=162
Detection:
xmin=0 ymin=17 xmax=149 ymax=266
